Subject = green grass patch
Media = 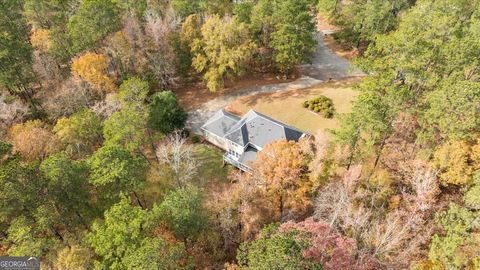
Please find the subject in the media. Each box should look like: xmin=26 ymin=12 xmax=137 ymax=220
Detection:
xmin=192 ymin=144 xmax=232 ymax=188
xmin=143 ymin=143 xmax=231 ymax=205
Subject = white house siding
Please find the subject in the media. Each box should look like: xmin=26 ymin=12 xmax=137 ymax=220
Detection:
xmin=227 ymin=141 xmax=245 ymax=155
xmin=204 ymin=131 xmax=228 ymax=150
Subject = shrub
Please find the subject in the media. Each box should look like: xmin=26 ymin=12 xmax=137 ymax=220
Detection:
xmin=303 ymin=95 xmax=335 ymax=118
xmin=322 ymin=108 xmax=334 ymax=118
xmin=191 ymin=135 xmax=200 ymax=144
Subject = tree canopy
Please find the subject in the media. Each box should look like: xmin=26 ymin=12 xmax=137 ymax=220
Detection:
xmin=237 ymin=224 xmax=323 ymax=270
xmin=191 ymin=15 xmax=255 ymax=91
xmin=147 ymin=91 xmax=187 ymax=134
xmin=154 ymin=185 xmax=207 ymax=243
xmin=67 ymin=0 xmax=121 ymax=54
xmin=2 ymin=0 xmax=480 ymax=268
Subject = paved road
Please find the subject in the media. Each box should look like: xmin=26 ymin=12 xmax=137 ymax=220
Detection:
xmin=186 ymin=30 xmax=361 ymax=134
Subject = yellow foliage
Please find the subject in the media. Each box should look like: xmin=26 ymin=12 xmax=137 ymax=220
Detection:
xmin=363 ymin=168 xmax=394 ymax=207
xmin=55 ymin=245 xmax=93 ymax=270
xmin=369 ymin=168 xmax=392 ymax=187
xmin=191 ymin=15 xmax=256 ymax=91
xmin=30 ymin=28 xmax=51 ymax=51
xmin=71 ymin=52 xmax=116 ymax=92
xmin=432 ymin=140 xmax=480 ymax=185
xmin=180 ymin=14 xmax=202 ymax=45
xmin=410 ymin=259 xmax=443 ymax=270
xmin=471 ymin=137 xmax=480 ymax=170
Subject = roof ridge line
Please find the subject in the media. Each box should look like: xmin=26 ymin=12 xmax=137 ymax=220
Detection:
xmin=250 ymin=110 xmax=292 ymax=131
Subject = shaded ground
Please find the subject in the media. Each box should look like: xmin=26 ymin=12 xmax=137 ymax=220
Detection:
xmin=323 ymin=35 xmax=358 ymax=59
xmin=315 ymin=14 xmax=358 ymax=59
xmin=226 ymin=78 xmax=360 ymax=134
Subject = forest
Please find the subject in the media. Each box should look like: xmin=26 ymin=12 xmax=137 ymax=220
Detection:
xmin=0 ymin=0 xmax=479 ymax=269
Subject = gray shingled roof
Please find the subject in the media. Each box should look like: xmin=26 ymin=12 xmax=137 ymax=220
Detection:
xmin=201 ymin=109 xmax=240 ymax=137
xmin=239 ymin=146 xmax=258 ymax=165
xmin=203 ymin=109 xmax=305 ymax=148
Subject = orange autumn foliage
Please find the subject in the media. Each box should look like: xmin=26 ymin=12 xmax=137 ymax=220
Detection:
xmin=8 ymin=120 xmax=59 ymax=161
xmin=255 ymin=140 xmax=311 ymax=218
xmin=71 ymin=52 xmax=116 ymax=92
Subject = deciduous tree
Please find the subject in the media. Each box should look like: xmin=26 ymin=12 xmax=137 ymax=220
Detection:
xmin=117 ymin=77 xmax=149 ymax=108
xmin=71 ymin=52 xmax=116 ymax=92
xmin=191 ymin=15 xmax=255 ymax=91
xmin=103 ymin=108 xmax=149 ymax=153
xmin=281 ymin=218 xmax=380 ymax=270
xmin=255 ymin=140 xmax=310 ymax=219
xmin=157 ymin=131 xmax=199 ymax=187
xmin=55 ymin=245 xmax=93 ymax=270
xmin=432 ymin=140 xmax=480 ymax=186
xmin=0 ymin=95 xmax=29 ymax=137
xmin=7 ymin=120 xmax=59 ymax=162
xmin=30 ymin=28 xmax=51 ymax=52
xmin=54 ymin=109 xmax=103 ymax=157
xmin=44 ymin=78 xmax=94 ymax=119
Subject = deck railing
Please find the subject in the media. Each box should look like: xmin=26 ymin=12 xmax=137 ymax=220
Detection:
xmin=223 ymin=153 xmax=252 ymax=172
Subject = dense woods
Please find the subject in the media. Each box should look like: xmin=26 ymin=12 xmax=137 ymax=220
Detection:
xmin=1 ymin=0 xmax=479 ymax=269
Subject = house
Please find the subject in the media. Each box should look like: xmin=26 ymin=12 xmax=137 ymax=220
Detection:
xmin=201 ymin=109 xmax=306 ymax=172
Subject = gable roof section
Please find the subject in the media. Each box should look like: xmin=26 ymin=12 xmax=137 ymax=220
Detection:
xmin=201 ymin=109 xmax=240 ymax=138
xmin=214 ymin=109 xmax=304 ymax=148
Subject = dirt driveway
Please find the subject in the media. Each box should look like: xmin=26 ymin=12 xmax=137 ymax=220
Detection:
xmin=186 ymin=30 xmax=362 ymax=134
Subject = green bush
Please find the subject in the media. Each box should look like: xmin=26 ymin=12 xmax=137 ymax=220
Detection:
xmin=191 ymin=135 xmax=200 ymax=144
xmin=322 ymin=108 xmax=334 ymax=118
xmin=303 ymin=95 xmax=335 ymax=118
